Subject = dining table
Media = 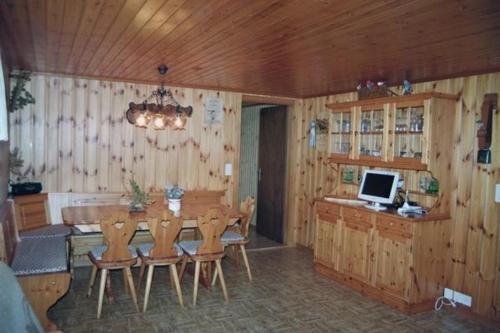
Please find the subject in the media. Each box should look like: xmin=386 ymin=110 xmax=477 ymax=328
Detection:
xmin=61 ymin=199 xmax=244 ymax=297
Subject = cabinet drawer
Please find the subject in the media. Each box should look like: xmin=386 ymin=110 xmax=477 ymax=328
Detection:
xmin=342 ymin=207 xmax=371 ymax=224
xmin=318 ymin=212 xmax=340 ymax=224
xmin=316 ymin=202 xmax=340 ymax=215
xmin=376 ymin=215 xmax=413 ymax=238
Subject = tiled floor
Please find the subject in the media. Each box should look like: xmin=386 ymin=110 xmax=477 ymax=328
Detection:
xmin=50 ymin=247 xmax=499 ymax=332
xmin=246 ymin=226 xmax=284 ymax=250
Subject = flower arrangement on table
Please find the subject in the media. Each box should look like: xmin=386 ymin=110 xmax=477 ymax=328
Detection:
xmin=165 ymin=185 xmax=184 ymax=200
xmin=128 ymin=179 xmax=151 ymax=212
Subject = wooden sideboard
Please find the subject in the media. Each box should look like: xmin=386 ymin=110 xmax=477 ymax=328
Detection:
xmin=314 ymin=199 xmax=451 ymax=314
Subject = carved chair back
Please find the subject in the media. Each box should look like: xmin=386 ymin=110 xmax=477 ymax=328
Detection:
xmin=196 ymin=208 xmax=228 ymax=256
xmin=100 ymin=212 xmax=137 ymax=262
xmin=147 ymin=210 xmax=183 ymax=259
xmin=239 ymin=196 xmax=256 ymax=238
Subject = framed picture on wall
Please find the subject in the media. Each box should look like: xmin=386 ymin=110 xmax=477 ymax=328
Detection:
xmin=204 ymin=96 xmax=223 ymax=124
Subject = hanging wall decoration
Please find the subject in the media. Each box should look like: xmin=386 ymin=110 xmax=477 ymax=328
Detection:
xmin=204 ymin=96 xmax=223 ymax=125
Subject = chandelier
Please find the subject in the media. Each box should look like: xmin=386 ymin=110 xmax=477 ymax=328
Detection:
xmin=126 ymin=64 xmax=193 ymax=130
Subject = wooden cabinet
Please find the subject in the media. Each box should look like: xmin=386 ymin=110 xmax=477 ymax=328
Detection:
xmin=314 ymin=202 xmax=341 ymax=270
xmin=340 ymin=207 xmax=372 ymax=283
xmin=326 ymin=92 xmax=457 ymax=170
xmin=314 ymin=200 xmax=450 ymax=314
xmin=13 ymin=193 xmax=49 ymax=231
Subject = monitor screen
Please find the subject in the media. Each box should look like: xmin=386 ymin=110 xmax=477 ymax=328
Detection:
xmin=358 ymin=170 xmax=399 ymax=205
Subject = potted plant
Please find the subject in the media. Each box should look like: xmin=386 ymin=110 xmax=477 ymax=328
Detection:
xmin=165 ymin=184 xmax=184 ymax=215
xmin=128 ymin=180 xmax=150 ymax=212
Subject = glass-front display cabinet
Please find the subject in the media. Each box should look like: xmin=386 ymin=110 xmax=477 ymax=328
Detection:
xmin=330 ymin=110 xmax=352 ymax=158
xmin=326 ymin=92 xmax=457 ymax=171
xmin=358 ymin=107 xmax=384 ymax=159
xmin=394 ymin=105 xmax=424 ymax=165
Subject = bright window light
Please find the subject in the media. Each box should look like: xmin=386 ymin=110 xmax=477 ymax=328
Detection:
xmin=0 ymin=56 xmax=8 ymax=141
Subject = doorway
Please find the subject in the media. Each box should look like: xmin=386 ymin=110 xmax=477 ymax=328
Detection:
xmin=238 ymin=103 xmax=287 ymax=249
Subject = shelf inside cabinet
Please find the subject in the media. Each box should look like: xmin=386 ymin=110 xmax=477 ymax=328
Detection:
xmin=358 ymin=131 xmax=383 ymax=135
xmin=395 ymin=131 xmax=423 ymax=135
xmin=329 ymin=155 xmax=427 ymax=171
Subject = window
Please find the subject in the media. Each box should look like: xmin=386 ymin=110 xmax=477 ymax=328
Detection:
xmin=0 ymin=55 xmax=8 ymax=141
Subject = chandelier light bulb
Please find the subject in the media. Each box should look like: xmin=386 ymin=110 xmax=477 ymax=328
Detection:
xmin=136 ymin=113 xmax=148 ymax=127
xmin=153 ymin=116 xmax=165 ymax=129
xmin=174 ymin=115 xmax=183 ymax=128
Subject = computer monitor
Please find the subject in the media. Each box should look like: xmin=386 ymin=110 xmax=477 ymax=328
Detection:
xmin=358 ymin=169 xmax=399 ymax=211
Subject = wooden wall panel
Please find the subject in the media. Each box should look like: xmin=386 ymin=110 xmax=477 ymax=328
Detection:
xmin=289 ymin=72 xmax=500 ymax=320
xmin=9 ymin=73 xmax=242 ymax=207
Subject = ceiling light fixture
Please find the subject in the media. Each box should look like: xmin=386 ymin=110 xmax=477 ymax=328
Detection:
xmin=126 ymin=64 xmax=193 ymax=130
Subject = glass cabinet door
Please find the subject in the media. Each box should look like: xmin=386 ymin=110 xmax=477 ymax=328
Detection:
xmin=331 ymin=111 xmax=352 ymax=155
xmin=395 ymin=106 xmax=424 ymax=161
xmin=358 ymin=108 xmax=384 ymax=158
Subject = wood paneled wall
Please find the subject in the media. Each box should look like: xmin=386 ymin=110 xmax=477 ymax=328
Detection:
xmin=288 ymin=72 xmax=500 ymax=320
xmin=9 ymin=73 xmax=242 ymax=207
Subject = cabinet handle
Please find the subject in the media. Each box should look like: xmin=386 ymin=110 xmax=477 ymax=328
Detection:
xmin=389 ymin=129 xmax=393 ymax=134
xmin=354 ymin=131 xmax=358 ymax=136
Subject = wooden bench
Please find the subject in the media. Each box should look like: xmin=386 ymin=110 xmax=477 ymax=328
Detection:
xmin=0 ymin=199 xmax=70 ymax=332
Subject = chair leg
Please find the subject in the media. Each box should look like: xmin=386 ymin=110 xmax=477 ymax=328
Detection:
xmin=179 ymin=256 xmax=188 ymax=282
xmin=193 ymin=261 xmax=201 ymax=307
xmin=215 ymin=259 xmax=229 ymax=302
xmin=233 ymin=245 xmax=241 ymax=269
xmin=169 ymin=265 xmax=175 ymax=289
xmin=142 ymin=265 xmax=155 ymax=312
xmin=137 ymin=261 xmax=146 ymax=292
xmin=125 ymin=267 xmax=139 ymax=311
xmin=170 ymin=264 xmax=184 ymax=308
xmin=97 ymin=269 xmax=107 ymax=319
xmin=240 ymin=244 xmax=253 ymax=282
xmin=87 ymin=265 xmax=98 ymax=297
xmin=211 ymin=267 xmax=218 ymax=286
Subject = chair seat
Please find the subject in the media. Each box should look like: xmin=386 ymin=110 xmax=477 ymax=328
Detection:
xmin=220 ymin=230 xmax=245 ymax=244
xmin=137 ymin=243 xmax=183 ymax=258
xmin=19 ymin=224 xmax=71 ymax=239
xmin=179 ymin=240 xmax=202 ymax=256
xmin=11 ymin=237 xmax=68 ymax=276
xmin=90 ymin=245 xmax=137 ymax=261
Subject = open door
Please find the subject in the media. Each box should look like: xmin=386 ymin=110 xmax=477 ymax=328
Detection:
xmin=256 ymin=106 xmax=287 ymax=243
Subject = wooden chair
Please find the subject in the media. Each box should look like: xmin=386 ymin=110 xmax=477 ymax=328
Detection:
xmin=215 ymin=196 xmax=255 ymax=283
xmin=86 ymin=212 xmax=139 ymax=319
xmin=178 ymin=208 xmax=229 ymax=306
xmin=136 ymin=210 xmax=184 ymax=311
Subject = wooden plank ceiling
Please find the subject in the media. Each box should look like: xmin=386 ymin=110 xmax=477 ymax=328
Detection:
xmin=0 ymin=0 xmax=499 ymax=98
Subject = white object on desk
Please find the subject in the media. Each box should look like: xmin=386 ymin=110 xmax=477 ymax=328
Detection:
xmin=324 ymin=196 xmax=367 ymax=206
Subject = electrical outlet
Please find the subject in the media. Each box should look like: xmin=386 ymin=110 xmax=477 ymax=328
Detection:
xmin=495 ymin=184 xmax=500 ymax=203
xmin=453 ymin=291 xmax=472 ymax=307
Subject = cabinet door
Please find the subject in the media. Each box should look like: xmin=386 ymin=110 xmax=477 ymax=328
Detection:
xmin=373 ymin=217 xmax=413 ymax=299
xmin=357 ymin=107 xmax=384 ymax=159
xmin=315 ymin=213 xmax=341 ymax=270
xmin=341 ymin=210 xmax=373 ymax=282
xmin=391 ymin=102 xmax=427 ymax=169
xmin=330 ymin=109 xmax=354 ymax=158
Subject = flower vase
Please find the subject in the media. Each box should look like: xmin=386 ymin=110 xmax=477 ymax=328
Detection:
xmin=168 ymin=198 xmax=181 ymax=216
